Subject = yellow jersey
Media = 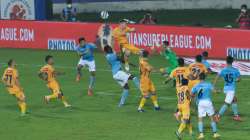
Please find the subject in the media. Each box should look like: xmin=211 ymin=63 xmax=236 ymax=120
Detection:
xmin=139 ymin=58 xmax=152 ymax=79
xmin=40 ymin=64 xmax=56 ymax=83
xmin=170 ymin=66 xmax=190 ymax=87
xmin=188 ymin=62 xmax=207 ymax=80
xmin=2 ymin=67 xmax=19 ymax=88
xmin=112 ymin=26 xmax=132 ymax=44
xmin=176 ymin=85 xmax=190 ymax=105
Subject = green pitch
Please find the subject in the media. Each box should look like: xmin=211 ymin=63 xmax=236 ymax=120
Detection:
xmin=0 ymin=48 xmax=249 ymax=140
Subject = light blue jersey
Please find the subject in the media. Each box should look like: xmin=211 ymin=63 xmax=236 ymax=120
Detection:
xmin=202 ymin=59 xmax=211 ymax=69
xmin=219 ymin=66 xmax=240 ymax=92
xmin=76 ymin=43 xmax=96 ymax=61
xmin=106 ymin=53 xmax=122 ymax=75
xmin=192 ymin=81 xmax=214 ymax=103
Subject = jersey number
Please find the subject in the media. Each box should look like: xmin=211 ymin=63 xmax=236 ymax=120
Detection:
xmin=225 ymin=73 xmax=233 ymax=83
xmin=178 ymin=92 xmax=185 ymax=104
xmin=4 ymin=74 xmax=13 ymax=85
xmin=198 ymin=88 xmax=203 ymax=98
xmin=177 ymin=74 xmax=184 ymax=85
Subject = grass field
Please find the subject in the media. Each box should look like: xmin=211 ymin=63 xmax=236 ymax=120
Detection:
xmin=0 ymin=48 xmax=249 ymax=140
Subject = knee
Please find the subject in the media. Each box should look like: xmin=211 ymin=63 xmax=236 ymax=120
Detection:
xmin=128 ymin=75 xmax=135 ymax=80
xmin=232 ymin=97 xmax=238 ymax=103
xmin=123 ymin=83 xmax=129 ymax=89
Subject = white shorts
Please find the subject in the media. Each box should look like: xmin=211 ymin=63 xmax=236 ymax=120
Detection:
xmin=113 ymin=71 xmax=131 ymax=87
xmin=198 ymin=100 xmax=215 ymax=118
xmin=78 ymin=59 xmax=96 ymax=72
xmin=224 ymin=90 xmax=235 ymax=104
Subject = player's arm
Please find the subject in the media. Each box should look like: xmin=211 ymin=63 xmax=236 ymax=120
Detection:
xmin=213 ymin=74 xmax=220 ymax=87
xmin=117 ymin=56 xmax=137 ymax=67
xmin=38 ymin=71 xmax=48 ymax=81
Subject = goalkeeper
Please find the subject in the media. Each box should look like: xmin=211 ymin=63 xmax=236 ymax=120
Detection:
xmin=160 ymin=41 xmax=178 ymax=76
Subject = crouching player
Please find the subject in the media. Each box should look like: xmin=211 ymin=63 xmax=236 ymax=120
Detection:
xmin=175 ymin=79 xmax=193 ymax=140
xmin=104 ymin=45 xmax=140 ymax=107
xmin=138 ymin=50 xmax=160 ymax=112
xmin=2 ymin=59 xmax=27 ymax=116
xmin=76 ymin=37 xmax=96 ymax=96
xmin=39 ymin=55 xmax=71 ymax=108
xmin=191 ymin=73 xmax=220 ymax=139
xmin=214 ymin=56 xmax=241 ymax=121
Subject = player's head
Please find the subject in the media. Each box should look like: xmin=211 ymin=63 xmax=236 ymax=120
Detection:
xmin=202 ymin=51 xmax=209 ymax=59
xmin=104 ymin=45 xmax=113 ymax=54
xmin=141 ymin=50 xmax=149 ymax=58
xmin=45 ymin=55 xmax=54 ymax=65
xmin=178 ymin=57 xmax=185 ymax=66
xmin=181 ymin=78 xmax=189 ymax=86
xmin=66 ymin=0 xmax=72 ymax=8
xmin=226 ymin=56 xmax=234 ymax=65
xmin=119 ymin=19 xmax=127 ymax=29
xmin=199 ymin=72 xmax=206 ymax=80
xmin=162 ymin=41 xmax=169 ymax=48
xmin=78 ymin=37 xmax=86 ymax=46
xmin=195 ymin=55 xmax=202 ymax=63
xmin=7 ymin=59 xmax=15 ymax=67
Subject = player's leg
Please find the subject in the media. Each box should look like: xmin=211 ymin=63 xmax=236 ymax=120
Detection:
xmin=119 ymin=83 xmax=129 ymax=107
xmin=231 ymin=96 xmax=241 ymax=121
xmin=149 ymin=81 xmax=160 ymax=110
xmin=197 ymin=117 xmax=204 ymax=139
xmin=44 ymin=82 xmax=59 ymax=103
xmin=76 ymin=63 xmax=83 ymax=82
xmin=207 ymin=102 xmax=220 ymax=138
xmin=57 ymin=90 xmax=71 ymax=107
xmin=138 ymin=94 xmax=148 ymax=112
xmin=124 ymin=49 xmax=130 ymax=71
xmin=216 ymin=91 xmax=234 ymax=121
xmin=197 ymin=101 xmax=206 ymax=139
xmin=87 ymin=60 xmax=96 ymax=96
xmin=128 ymin=74 xmax=140 ymax=90
xmin=16 ymin=91 xmax=27 ymax=116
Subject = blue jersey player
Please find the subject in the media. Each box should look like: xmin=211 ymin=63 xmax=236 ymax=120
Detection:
xmin=192 ymin=73 xmax=220 ymax=139
xmin=201 ymin=51 xmax=212 ymax=73
xmin=76 ymin=37 xmax=96 ymax=96
xmin=104 ymin=45 xmax=140 ymax=107
xmin=214 ymin=56 xmax=241 ymax=122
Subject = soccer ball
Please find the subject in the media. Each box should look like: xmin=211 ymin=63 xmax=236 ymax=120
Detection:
xmin=100 ymin=11 xmax=109 ymax=20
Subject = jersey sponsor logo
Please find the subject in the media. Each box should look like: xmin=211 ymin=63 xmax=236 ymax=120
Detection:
xmin=184 ymin=58 xmax=250 ymax=75
xmin=48 ymin=39 xmax=76 ymax=51
xmin=1 ymin=0 xmax=35 ymax=20
xmin=227 ymin=48 xmax=250 ymax=61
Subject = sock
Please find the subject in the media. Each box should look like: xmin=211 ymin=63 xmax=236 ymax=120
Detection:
xmin=178 ymin=123 xmax=186 ymax=134
xmin=231 ymin=103 xmax=239 ymax=116
xmin=61 ymin=96 xmax=70 ymax=106
xmin=139 ymin=97 xmax=147 ymax=109
xmin=219 ymin=104 xmax=228 ymax=116
xmin=198 ymin=122 xmax=203 ymax=133
xmin=132 ymin=77 xmax=140 ymax=90
xmin=150 ymin=95 xmax=159 ymax=107
xmin=119 ymin=89 xmax=129 ymax=105
xmin=210 ymin=121 xmax=217 ymax=133
xmin=89 ymin=76 xmax=95 ymax=89
xmin=18 ymin=102 xmax=26 ymax=114
xmin=187 ymin=123 xmax=193 ymax=134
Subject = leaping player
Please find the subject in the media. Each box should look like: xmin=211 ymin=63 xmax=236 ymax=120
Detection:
xmin=112 ymin=19 xmax=141 ymax=71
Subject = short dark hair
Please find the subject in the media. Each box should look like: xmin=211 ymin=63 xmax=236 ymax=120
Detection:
xmin=178 ymin=57 xmax=185 ymax=66
xmin=104 ymin=45 xmax=113 ymax=53
xmin=241 ymin=4 xmax=247 ymax=9
xmin=66 ymin=0 xmax=72 ymax=4
xmin=163 ymin=41 xmax=169 ymax=45
xmin=199 ymin=72 xmax=206 ymax=80
xmin=226 ymin=56 xmax=234 ymax=65
xmin=45 ymin=55 xmax=53 ymax=63
xmin=141 ymin=50 xmax=149 ymax=58
xmin=195 ymin=55 xmax=202 ymax=62
xmin=181 ymin=78 xmax=189 ymax=86
xmin=78 ymin=37 xmax=85 ymax=43
xmin=202 ymin=51 xmax=208 ymax=57
xmin=8 ymin=59 xmax=14 ymax=66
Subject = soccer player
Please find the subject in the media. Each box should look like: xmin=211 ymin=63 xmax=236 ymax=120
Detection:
xmin=113 ymin=19 xmax=141 ymax=71
xmin=191 ymin=73 xmax=220 ymax=139
xmin=165 ymin=57 xmax=190 ymax=88
xmin=137 ymin=50 xmax=160 ymax=112
xmin=175 ymin=79 xmax=193 ymax=140
xmin=201 ymin=51 xmax=212 ymax=73
xmin=76 ymin=37 xmax=96 ymax=96
xmin=214 ymin=56 xmax=241 ymax=121
xmin=104 ymin=45 xmax=140 ymax=107
xmin=2 ymin=59 xmax=27 ymax=116
xmin=188 ymin=55 xmax=208 ymax=91
xmin=39 ymin=55 xmax=71 ymax=108
xmin=160 ymin=41 xmax=178 ymax=76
